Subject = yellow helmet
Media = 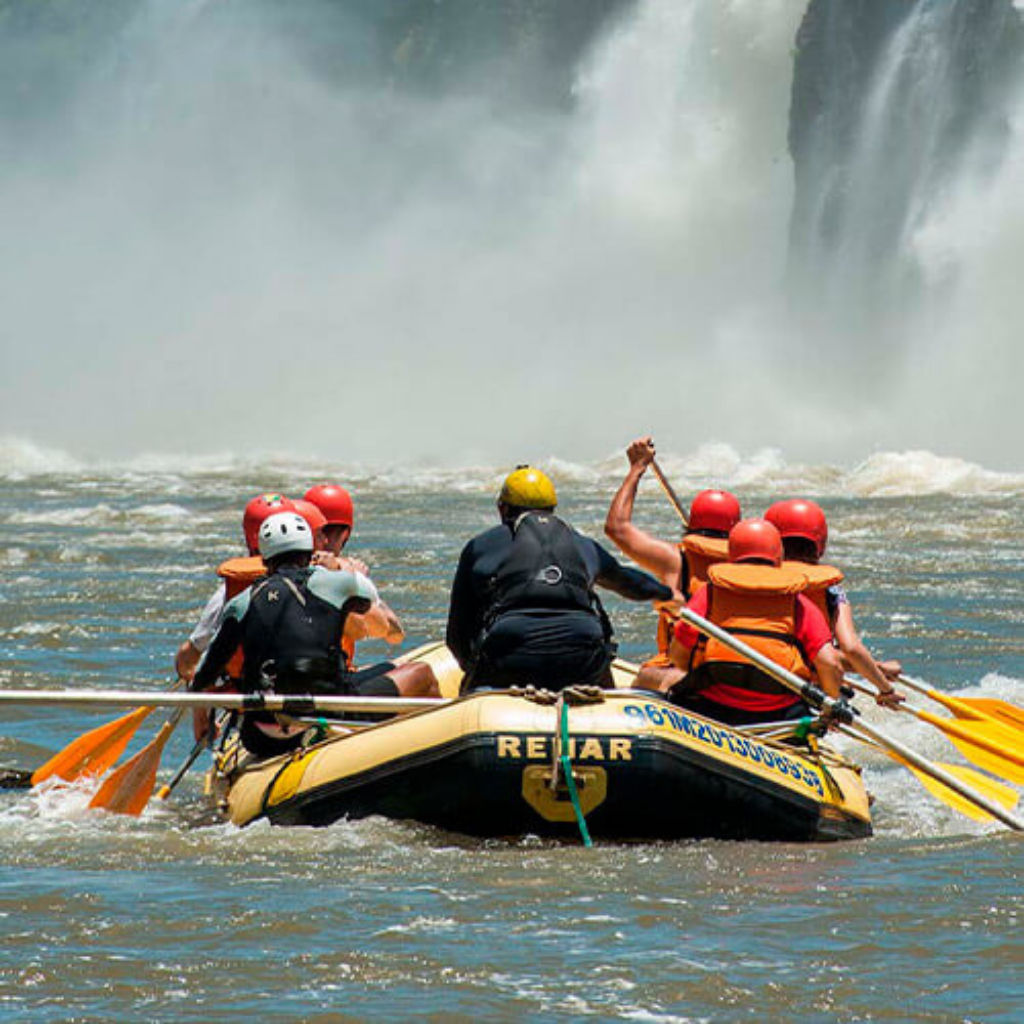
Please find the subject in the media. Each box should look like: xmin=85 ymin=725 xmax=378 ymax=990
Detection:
xmin=499 ymin=465 xmax=557 ymax=510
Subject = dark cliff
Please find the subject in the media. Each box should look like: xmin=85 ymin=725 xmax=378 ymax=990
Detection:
xmin=788 ymin=0 xmax=1024 ymax=296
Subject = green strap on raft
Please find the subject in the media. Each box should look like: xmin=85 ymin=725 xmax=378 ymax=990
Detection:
xmin=559 ymin=700 xmax=593 ymax=848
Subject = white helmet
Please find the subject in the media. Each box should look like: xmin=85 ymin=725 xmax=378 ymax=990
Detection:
xmin=258 ymin=512 xmax=314 ymax=560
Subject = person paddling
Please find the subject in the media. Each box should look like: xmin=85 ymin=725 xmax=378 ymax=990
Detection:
xmin=667 ymin=519 xmax=845 ymax=726
xmin=192 ymin=512 xmax=439 ymax=758
xmin=764 ymin=499 xmax=903 ymax=709
xmin=447 ymin=466 xmax=680 ymax=693
xmin=605 ymin=437 xmax=740 ymax=692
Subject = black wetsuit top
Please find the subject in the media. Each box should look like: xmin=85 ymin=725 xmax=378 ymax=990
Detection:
xmin=193 ymin=564 xmax=375 ymax=694
xmin=446 ymin=515 xmax=672 ymax=691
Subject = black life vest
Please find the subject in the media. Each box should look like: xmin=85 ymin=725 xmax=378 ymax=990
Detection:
xmin=485 ymin=513 xmax=607 ymax=630
xmin=239 ymin=566 xmax=347 ymax=694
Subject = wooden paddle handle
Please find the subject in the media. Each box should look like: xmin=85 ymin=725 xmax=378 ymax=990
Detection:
xmin=650 ymin=457 xmax=689 ymax=528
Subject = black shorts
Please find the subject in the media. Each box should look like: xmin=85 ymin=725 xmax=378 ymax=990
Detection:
xmin=343 ymin=662 xmax=399 ymax=697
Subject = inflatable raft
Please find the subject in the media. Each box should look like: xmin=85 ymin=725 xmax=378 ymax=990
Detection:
xmin=209 ymin=643 xmax=871 ymax=842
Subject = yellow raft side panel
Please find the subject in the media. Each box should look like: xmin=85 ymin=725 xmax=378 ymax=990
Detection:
xmin=223 ymin=680 xmax=871 ymax=833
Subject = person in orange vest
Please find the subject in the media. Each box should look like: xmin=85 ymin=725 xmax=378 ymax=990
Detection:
xmin=604 ymin=437 xmax=740 ymax=692
xmin=304 ymin=483 xmax=438 ymax=696
xmin=668 ymin=519 xmax=845 ymax=725
xmin=764 ymin=499 xmax=903 ymax=709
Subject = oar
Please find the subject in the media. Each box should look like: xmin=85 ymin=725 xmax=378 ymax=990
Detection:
xmin=156 ymin=736 xmax=209 ymax=802
xmin=897 ymin=674 xmax=1024 ymax=731
xmin=886 ymin=751 xmax=1019 ymax=823
xmin=30 ymin=678 xmax=185 ymax=787
xmin=650 ymin=456 xmax=690 ymax=528
xmin=157 ymin=711 xmax=226 ymax=802
xmin=846 ymin=731 xmax=1019 ymax=823
xmin=88 ymin=710 xmax=185 ymax=816
xmin=676 ymin=607 xmax=1024 ymax=831
xmin=0 ymin=690 xmax=449 ymax=713
xmin=30 ymin=706 xmax=154 ymax=786
xmin=847 ymin=679 xmax=1024 ymax=785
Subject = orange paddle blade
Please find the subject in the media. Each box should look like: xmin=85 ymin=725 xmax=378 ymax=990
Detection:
xmin=88 ymin=715 xmax=181 ymax=816
xmin=31 ymin=706 xmax=153 ymax=786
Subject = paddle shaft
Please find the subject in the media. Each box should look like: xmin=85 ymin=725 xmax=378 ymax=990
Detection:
xmin=676 ymin=608 xmax=1024 ymax=831
xmin=157 ymin=735 xmax=208 ymax=801
xmin=848 ymin=678 xmax=1022 ymax=763
xmin=0 ymin=690 xmax=448 ymax=714
xmin=158 ymin=710 xmax=226 ymax=801
xmin=650 ymin=457 xmax=689 ymax=528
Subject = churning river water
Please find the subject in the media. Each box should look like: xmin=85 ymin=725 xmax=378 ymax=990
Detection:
xmin=1 ymin=444 xmax=1021 ymax=1021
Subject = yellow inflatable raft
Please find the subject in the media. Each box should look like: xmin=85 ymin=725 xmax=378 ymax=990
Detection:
xmin=208 ymin=643 xmax=872 ymax=842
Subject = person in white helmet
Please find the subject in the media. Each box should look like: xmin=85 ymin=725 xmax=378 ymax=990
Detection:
xmin=192 ymin=512 xmax=439 ymax=757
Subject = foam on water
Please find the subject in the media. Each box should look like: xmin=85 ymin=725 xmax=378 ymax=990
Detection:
xmin=3 ymin=434 xmax=1023 ymax=497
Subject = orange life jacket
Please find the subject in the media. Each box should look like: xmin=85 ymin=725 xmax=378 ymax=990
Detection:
xmin=218 ymin=555 xmax=266 ymax=599
xmin=216 ymin=556 xmax=266 ymax=680
xmin=785 ymin=561 xmax=844 ymax=624
xmin=654 ymin=534 xmax=731 ymax=656
xmin=688 ymin=562 xmax=812 ymax=711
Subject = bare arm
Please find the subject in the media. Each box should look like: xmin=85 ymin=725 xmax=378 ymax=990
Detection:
xmin=344 ymin=600 xmax=404 ymax=645
xmin=175 ymin=640 xmax=202 ymax=683
xmin=833 ymin=603 xmax=904 ymax=708
xmin=604 ymin=437 xmax=683 ymax=587
xmin=812 ymin=644 xmax=844 ymax=699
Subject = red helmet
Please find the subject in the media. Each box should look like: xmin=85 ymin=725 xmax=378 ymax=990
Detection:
xmin=688 ymin=489 xmax=741 ymax=534
xmin=728 ymin=519 xmax=783 ymax=566
xmin=765 ymin=499 xmax=828 ymax=558
xmin=242 ymin=493 xmax=295 ymax=554
xmin=304 ymin=484 xmax=354 ymax=527
xmin=291 ymin=498 xmax=328 ymax=536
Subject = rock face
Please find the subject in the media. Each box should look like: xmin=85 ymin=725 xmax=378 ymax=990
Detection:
xmin=0 ymin=0 xmax=633 ymax=129
xmin=787 ymin=0 xmax=1024 ymax=311
xmin=375 ymin=0 xmax=633 ymax=103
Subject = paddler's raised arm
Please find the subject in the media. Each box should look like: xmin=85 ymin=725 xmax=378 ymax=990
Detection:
xmin=604 ymin=437 xmax=684 ymax=587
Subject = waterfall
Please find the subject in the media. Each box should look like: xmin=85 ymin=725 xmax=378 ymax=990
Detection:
xmin=789 ymin=0 xmax=1023 ymax=324
xmin=0 ymin=0 xmax=1020 ymax=467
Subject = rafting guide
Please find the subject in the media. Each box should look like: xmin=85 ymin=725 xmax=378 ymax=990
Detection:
xmin=446 ymin=466 xmax=681 ymax=693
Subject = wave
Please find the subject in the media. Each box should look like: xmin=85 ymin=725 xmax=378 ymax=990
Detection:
xmin=3 ymin=435 xmax=1022 ymax=497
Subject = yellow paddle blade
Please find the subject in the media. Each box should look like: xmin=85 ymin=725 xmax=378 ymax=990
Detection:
xmin=88 ymin=716 xmax=180 ymax=816
xmin=893 ymin=755 xmax=1020 ymax=823
xmin=942 ymin=732 xmax=1024 ymax=787
xmin=914 ymin=709 xmax=1024 ymax=786
xmin=899 ymin=677 xmax=1024 ymax=731
xmin=953 ymin=697 xmax=1024 ymax=731
xmin=31 ymin=706 xmax=153 ymax=786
